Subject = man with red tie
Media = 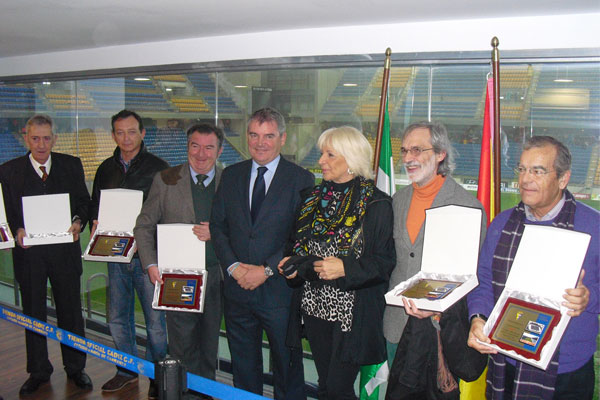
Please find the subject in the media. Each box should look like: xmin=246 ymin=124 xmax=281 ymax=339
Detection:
xmin=0 ymin=114 xmax=92 ymax=396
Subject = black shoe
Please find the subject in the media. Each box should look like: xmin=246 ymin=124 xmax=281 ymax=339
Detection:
xmin=101 ymin=373 xmax=138 ymax=392
xmin=67 ymin=371 xmax=93 ymax=390
xmin=19 ymin=376 xmax=49 ymax=396
xmin=148 ymin=379 xmax=158 ymax=399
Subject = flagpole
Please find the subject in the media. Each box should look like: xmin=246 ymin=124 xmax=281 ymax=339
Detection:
xmin=491 ymin=37 xmax=501 ymax=217
xmin=373 ymin=48 xmax=392 ymax=181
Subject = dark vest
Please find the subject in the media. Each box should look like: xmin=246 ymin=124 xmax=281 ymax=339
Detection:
xmin=190 ymin=177 xmax=218 ymax=268
xmin=24 ymin=162 xmax=58 ymax=196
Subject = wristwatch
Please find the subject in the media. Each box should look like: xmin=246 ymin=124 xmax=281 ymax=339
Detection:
xmin=264 ymin=263 xmax=274 ymax=277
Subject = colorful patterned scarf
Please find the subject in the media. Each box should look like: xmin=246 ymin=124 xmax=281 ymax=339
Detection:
xmin=292 ymin=177 xmax=373 ymax=258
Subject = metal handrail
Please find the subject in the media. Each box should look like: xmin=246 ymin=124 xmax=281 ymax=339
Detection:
xmin=85 ymin=272 xmax=108 ymax=320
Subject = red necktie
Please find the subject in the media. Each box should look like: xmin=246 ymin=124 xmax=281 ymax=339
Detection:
xmin=39 ymin=166 xmax=48 ymax=182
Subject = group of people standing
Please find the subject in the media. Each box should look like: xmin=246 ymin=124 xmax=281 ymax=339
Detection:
xmin=1 ymin=107 xmax=597 ymax=400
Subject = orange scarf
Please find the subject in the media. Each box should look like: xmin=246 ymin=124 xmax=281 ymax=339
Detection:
xmin=406 ymin=174 xmax=445 ymax=244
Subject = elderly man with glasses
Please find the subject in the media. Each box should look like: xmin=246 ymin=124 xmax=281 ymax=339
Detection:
xmin=383 ymin=121 xmax=487 ymax=399
xmin=467 ymin=136 xmax=599 ymax=399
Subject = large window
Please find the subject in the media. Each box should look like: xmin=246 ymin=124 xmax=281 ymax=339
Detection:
xmin=0 ymin=57 xmax=598 ymax=388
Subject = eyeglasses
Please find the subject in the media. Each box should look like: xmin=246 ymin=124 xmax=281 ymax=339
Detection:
xmin=400 ymin=147 xmax=434 ymax=157
xmin=514 ymin=166 xmax=555 ymax=177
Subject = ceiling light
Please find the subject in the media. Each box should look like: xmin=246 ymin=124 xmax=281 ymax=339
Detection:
xmin=553 ymin=79 xmax=573 ymax=83
xmin=343 ymin=83 xmax=358 ymax=87
xmin=165 ymin=88 xmax=172 ymax=92
xmin=134 ymin=77 xmax=150 ymax=81
xmin=42 ymin=81 xmax=51 ymax=85
xmin=234 ymin=85 xmax=247 ymax=88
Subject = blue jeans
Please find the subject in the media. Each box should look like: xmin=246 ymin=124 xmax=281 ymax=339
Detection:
xmin=107 ymin=259 xmax=167 ymax=377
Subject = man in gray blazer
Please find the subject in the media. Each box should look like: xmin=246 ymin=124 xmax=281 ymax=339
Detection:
xmin=135 ymin=123 xmax=224 ymax=398
xmin=383 ymin=121 xmax=486 ymax=366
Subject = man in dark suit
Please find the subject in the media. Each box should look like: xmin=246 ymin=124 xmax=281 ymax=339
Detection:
xmin=0 ymin=114 xmax=92 ymax=395
xmin=135 ymin=123 xmax=224 ymax=399
xmin=211 ymin=107 xmax=314 ymax=399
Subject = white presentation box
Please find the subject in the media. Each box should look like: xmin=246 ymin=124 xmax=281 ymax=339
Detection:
xmin=479 ymin=224 xmax=591 ymax=370
xmin=0 ymin=184 xmax=15 ymax=249
xmin=22 ymin=193 xmax=73 ymax=246
xmin=83 ymin=189 xmax=143 ymax=263
xmin=385 ymin=204 xmax=483 ymax=312
xmin=152 ymin=224 xmax=207 ymax=313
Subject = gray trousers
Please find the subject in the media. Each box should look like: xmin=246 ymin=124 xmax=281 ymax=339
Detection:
xmin=166 ymin=267 xmax=223 ymax=379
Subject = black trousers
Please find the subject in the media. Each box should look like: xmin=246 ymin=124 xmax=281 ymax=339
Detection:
xmin=17 ymin=245 xmax=86 ymax=379
xmin=224 ymin=297 xmax=305 ymax=400
xmin=303 ymin=314 xmax=359 ymax=400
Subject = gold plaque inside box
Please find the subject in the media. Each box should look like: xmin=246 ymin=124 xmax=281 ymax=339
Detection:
xmin=89 ymin=234 xmax=134 ymax=257
xmin=399 ymin=279 xmax=462 ymax=300
xmin=157 ymin=274 xmax=204 ymax=310
xmin=489 ymin=297 xmax=561 ymax=361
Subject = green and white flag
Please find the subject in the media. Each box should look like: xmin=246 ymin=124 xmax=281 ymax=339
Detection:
xmin=375 ymin=94 xmax=395 ymax=196
xmin=360 ymin=80 xmax=393 ymax=400
xmin=360 ymin=361 xmax=389 ymax=399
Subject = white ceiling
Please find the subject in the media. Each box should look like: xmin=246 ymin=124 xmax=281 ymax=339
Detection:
xmin=2 ymin=0 xmax=599 ymax=58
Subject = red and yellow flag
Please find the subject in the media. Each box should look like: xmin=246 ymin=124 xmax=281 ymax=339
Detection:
xmin=477 ymin=76 xmax=496 ymax=226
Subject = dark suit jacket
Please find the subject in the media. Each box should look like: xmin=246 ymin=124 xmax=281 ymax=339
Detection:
xmin=0 ymin=152 xmax=90 ymax=280
xmin=210 ymin=157 xmax=314 ymax=308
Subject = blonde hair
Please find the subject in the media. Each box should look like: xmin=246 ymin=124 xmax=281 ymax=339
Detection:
xmin=317 ymin=126 xmax=374 ymax=179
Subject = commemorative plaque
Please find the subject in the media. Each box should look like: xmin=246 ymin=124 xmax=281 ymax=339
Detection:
xmin=0 ymin=225 xmax=8 ymax=242
xmin=157 ymin=273 xmax=205 ymax=310
xmin=399 ymin=279 xmax=462 ymax=300
xmin=83 ymin=189 xmax=143 ymax=263
xmin=489 ymin=297 xmax=561 ymax=361
xmin=22 ymin=193 xmax=73 ymax=246
xmin=152 ymin=224 xmax=207 ymax=313
xmin=385 ymin=205 xmax=483 ymax=312
xmin=0 ymin=184 xmax=14 ymax=249
xmin=88 ymin=235 xmax=135 ymax=257
xmin=0 ymin=224 xmax=14 ymax=249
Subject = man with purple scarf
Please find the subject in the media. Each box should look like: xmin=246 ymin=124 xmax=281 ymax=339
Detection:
xmin=467 ymin=136 xmax=599 ymax=399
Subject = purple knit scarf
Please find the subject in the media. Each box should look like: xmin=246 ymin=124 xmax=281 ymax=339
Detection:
xmin=487 ymin=190 xmax=576 ymax=400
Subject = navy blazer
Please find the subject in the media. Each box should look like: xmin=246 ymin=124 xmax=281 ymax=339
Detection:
xmin=210 ymin=157 xmax=314 ymax=308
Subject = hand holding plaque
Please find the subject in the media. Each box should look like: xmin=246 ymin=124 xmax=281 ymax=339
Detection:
xmin=83 ymin=189 xmax=143 ymax=262
xmin=151 ymin=224 xmax=207 ymax=313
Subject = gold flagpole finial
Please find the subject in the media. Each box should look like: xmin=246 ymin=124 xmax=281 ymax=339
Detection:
xmin=491 ymin=37 xmax=499 ymax=62
xmin=384 ymin=48 xmax=392 ymax=69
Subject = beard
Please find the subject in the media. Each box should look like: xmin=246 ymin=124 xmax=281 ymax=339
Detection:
xmin=404 ymin=158 xmax=438 ymax=186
